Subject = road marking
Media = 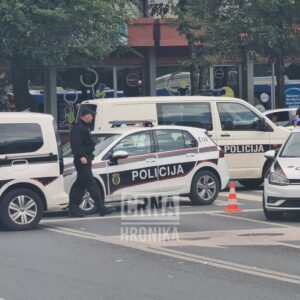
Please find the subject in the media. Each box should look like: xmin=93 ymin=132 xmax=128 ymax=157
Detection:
xmin=219 ymin=191 xmax=262 ymax=202
xmin=41 ymin=209 xmax=262 ymax=224
xmin=210 ymin=212 xmax=298 ymax=228
xmin=44 ymin=225 xmax=300 ymax=285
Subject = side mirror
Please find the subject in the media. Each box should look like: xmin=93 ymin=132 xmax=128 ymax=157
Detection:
xmin=110 ymin=150 xmax=129 ymax=164
xmin=109 ymin=150 xmax=129 ymax=165
xmin=264 ymin=150 xmax=276 ymax=159
xmin=113 ymin=150 xmax=129 ymax=159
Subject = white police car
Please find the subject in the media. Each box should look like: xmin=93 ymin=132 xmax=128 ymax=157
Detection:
xmin=0 ymin=113 xmax=68 ymax=230
xmin=63 ymin=121 xmax=229 ymax=213
xmin=264 ymin=126 xmax=300 ymax=220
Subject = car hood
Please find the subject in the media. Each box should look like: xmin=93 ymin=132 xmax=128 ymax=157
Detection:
xmin=277 ymin=157 xmax=300 ymax=179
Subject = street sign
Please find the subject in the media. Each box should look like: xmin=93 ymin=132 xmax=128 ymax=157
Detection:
xmin=214 ymin=68 xmax=224 ymax=79
xmin=126 ymin=73 xmax=139 ymax=87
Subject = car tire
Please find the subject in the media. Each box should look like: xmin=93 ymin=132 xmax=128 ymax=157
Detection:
xmin=263 ymin=193 xmax=284 ymax=221
xmin=0 ymin=188 xmax=43 ymax=231
xmin=189 ymin=169 xmax=220 ymax=205
xmin=238 ymin=179 xmax=263 ymax=189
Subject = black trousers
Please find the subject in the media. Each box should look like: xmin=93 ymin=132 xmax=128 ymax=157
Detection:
xmin=69 ymin=159 xmax=105 ymax=214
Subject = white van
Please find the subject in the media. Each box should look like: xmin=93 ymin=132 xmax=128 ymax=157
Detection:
xmin=78 ymin=96 xmax=290 ymax=188
xmin=0 ymin=113 xmax=68 ymax=230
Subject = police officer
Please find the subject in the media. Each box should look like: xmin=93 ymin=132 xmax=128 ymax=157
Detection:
xmin=68 ymin=106 xmax=107 ymax=217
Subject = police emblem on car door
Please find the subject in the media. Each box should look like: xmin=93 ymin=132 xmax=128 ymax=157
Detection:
xmin=106 ymin=131 xmax=159 ymax=199
xmin=154 ymin=129 xmax=198 ymax=192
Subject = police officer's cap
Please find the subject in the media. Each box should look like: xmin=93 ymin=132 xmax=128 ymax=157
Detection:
xmin=79 ymin=107 xmax=96 ymax=116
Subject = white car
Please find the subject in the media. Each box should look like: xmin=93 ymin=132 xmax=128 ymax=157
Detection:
xmin=264 ymin=126 xmax=300 ymax=220
xmin=0 ymin=113 xmax=68 ymax=230
xmin=263 ymin=108 xmax=297 ymax=130
xmin=63 ymin=122 xmax=229 ymax=213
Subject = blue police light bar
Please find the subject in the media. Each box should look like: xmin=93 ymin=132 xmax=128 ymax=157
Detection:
xmin=109 ymin=120 xmax=155 ymax=127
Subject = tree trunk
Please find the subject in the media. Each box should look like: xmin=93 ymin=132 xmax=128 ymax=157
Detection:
xmin=188 ymin=39 xmax=199 ymax=95
xmin=10 ymin=56 xmax=38 ymax=112
xmin=275 ymin=53 xmax=286 ymax=108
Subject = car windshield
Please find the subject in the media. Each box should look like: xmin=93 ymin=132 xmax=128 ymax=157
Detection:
xmin=280 ymin=132 xmax=300 ymax=157
xmin=62 ymin=133 xmax=120 ymax=157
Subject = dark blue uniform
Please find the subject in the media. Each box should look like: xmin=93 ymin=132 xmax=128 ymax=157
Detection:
xmin=69 ymin=119 xmax=106 ymax=216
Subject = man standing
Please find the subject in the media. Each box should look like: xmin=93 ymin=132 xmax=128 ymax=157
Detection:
xmin=68 ymin=106 xmax=107 ymax=217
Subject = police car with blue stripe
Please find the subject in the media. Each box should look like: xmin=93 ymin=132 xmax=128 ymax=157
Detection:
xmin=63 ymin=120 xmax=229 ymax=213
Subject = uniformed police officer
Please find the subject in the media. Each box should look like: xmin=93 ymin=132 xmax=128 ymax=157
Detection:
xmin=68 ymin=106 xmax=107 ymax=217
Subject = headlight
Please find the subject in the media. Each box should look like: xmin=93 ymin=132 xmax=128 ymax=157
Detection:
xmin=269 ymin=172 xmax=290 ymax=185
xmin=269 ymin=160 xmax=289 ymax=185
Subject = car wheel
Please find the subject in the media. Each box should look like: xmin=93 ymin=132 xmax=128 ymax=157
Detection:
xmin=263 ymin=193 xmax=284 ymax=221
xmin=238 ymin=179 xmax=263 ymax=189
xmin=0 ymin=188 xmax=43 ymax=231
xmin=78 ymin=191 xmax=98 ymax=214
xmin=189 ymin=170 xmax=220 ymax=205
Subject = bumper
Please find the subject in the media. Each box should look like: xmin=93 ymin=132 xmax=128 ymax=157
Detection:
xmin=218 ymin=159 xmax=230 ymax=190
xmin=45 ymin=177 xmax=69 ymax=211
xmin=264 ymin=178 xmax=300 ymax=211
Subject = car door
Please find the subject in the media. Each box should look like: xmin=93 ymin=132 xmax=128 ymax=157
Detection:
xmin=0 ymin=122 xmax=59 ymax=185
xmin=105 ymin=130 xmax=159 ymax=200
xmin=215 ymin=101 xmax=271 ymax=179
xmin=154 ymin=129 xmax=198 ymax=193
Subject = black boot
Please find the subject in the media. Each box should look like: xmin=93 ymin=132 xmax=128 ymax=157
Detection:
xmin=68 ymin=205 xmax=85 ymax=218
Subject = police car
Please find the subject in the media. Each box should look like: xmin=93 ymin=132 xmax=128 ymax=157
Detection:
xmin=63 ymin=121 xmax=229 ymax=213
xmin=264 ymin=125 xmax=300 ymax=220
xmin=0 ymin=113 xmax=68 ymax=230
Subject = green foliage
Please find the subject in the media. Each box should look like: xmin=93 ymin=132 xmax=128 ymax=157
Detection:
xmin=0 ymin=0 xmax=131 ymax=66
xmin=217 ymin=0 xmax=300 ymax=60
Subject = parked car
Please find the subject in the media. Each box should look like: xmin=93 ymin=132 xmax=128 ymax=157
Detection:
xmin=77 ymin=96 xmax=290 ymax=188
xmin=263 ymin=126 xmax=300 ymax=220
xmin=0 ymin=113 xmax=68 ymax=230
xmin=263 ymin=108 xmax=297 ymax=130
xmin=63 ymin=121 xmax=230 ymax=214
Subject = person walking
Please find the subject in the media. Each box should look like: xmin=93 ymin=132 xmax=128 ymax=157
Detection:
xmin=68 ymin=107 xmax=107 ymax=217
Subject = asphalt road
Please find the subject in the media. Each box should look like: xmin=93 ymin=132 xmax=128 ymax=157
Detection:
xmin=0 ymin=186 xmax=300 ymax=300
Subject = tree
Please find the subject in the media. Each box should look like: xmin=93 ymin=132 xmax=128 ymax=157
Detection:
xmin=0 ymin=0 xmax=131 ymax=111
xmin=216 ymin=0 xmax=300 ymax=107
xmin=174 ymin=0 xmax=225 ymax=95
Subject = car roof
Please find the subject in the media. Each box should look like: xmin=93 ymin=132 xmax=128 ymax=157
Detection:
xmin=0 ymin=112 xmax=54 ymax=121
xmin=92 ymin=125 xmax=206 ymax=136
xmin=263 ymin=108 xmax=297 ymax=114
xmin=81 ymin=95 xmax=243 ymax=105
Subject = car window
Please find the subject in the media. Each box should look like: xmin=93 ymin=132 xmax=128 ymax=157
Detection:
xmin=217 ymin=102 xmax=262 ymax=131
xmin=266 ymin=111 xmax=290 ymax=126
xmin=280 ymin=132 xmax=300 ymax=157
xmin=112 ymin=131 xmax=152 ymax=156
xmin=155 ymin=129 xmax=197 ymax=151
xmin=63 ymin=133 xmax=120 ymax=157
xmin=0 ymin=123 xmax=43 ymax=154
xmin=157 ymin=103 xmax=213 ymax=130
